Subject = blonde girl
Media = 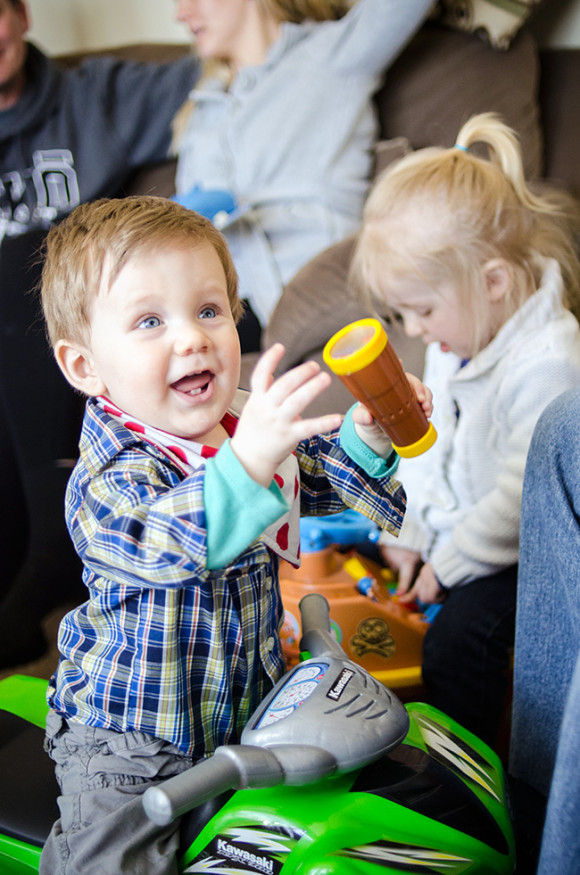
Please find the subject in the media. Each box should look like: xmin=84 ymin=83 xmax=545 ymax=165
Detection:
xmin=172 ymin=0 xmax=433 ymax=345
xmin=352 ymin=112 xmax=580 ymax=746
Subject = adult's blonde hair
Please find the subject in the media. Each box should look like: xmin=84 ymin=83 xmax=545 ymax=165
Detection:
xmin=171 ymin=0 xmax=351 ymax=150
xmin=41 ymin=196 xmax=242 ymax=348
xmin=257 ymin=0 xmax=350 ymax=22
xmin=352 ymin=113 xmax=580 ymax=355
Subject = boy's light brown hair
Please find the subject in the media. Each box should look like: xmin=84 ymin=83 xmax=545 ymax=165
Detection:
xmin=41 ymin=195 xmax=242 ymax=348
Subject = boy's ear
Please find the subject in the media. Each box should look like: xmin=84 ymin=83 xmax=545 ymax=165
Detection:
xmin=483 ymin=258 xmax=513 ymax=302
xmin=54 ymin=340 xmax=107 ymax=397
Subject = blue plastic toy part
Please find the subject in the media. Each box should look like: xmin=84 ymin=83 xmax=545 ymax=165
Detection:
xmin=421 ymin=603 xmax=442 ymax=623
xmin=172 ymin=186 xmax=237 ymax=225
xmin=299 ymin=509 xmax=379 ymax=553
xmin=356 ymin=576 xmax=377 ymax=599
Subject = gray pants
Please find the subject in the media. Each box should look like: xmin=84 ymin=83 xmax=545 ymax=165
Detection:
xmin=40 ymin=711 xmax=196 ymax=874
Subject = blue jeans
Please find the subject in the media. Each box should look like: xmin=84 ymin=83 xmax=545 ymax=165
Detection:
xmin=510 ymin=387 xmax=580 ymax=796
xmin=509 ymin=387 xmax=580 ymax=874
xmin=536 ymin=649 xmax=580 ymax=874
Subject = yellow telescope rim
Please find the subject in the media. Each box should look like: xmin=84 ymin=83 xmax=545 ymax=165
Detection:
xmin=322 ymin=318 xmax=387 ymax=376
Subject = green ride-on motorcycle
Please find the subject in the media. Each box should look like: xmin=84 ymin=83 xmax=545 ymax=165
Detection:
xmin=0 ymin=593 xmax=515 ymax=874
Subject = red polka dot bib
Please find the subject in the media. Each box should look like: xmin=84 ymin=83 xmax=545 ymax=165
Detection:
xmin=97 ymin=396 xmax=301 ymax=566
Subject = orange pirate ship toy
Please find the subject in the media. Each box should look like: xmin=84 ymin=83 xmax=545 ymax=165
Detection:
xmin=279 ymin=510 xmax=440 ymax=694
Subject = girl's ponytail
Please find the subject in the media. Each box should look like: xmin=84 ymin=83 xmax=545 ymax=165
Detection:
xmin=354 ymin=112 xmax=579 ymax=325
xmin=454 ymin=113 xmax=559 ymax=218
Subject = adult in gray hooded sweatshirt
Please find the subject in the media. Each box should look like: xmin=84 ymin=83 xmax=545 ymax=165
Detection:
xmin=0 ymin=0 xmax=197 ymax=240
xmin=0 ymin=0 xmax=199 ymax=668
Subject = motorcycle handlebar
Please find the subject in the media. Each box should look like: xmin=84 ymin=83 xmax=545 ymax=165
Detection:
xmin=298 ymin=593 xmax=344 ymax=660
xmin=298 ymin=592 xmax=330 ymax=636
xmin=143 ymin=750 xmax=239 ymax=827
xmin=143 ymin=745 xmax=285 ymax=827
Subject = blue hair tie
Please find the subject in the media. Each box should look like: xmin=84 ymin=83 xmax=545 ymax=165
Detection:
xmin=454 ymin=143 xmax=468 ymax=152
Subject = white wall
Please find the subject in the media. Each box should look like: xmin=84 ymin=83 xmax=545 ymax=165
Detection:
xmin=27 ymin=0 xmax=580 ymax=55
xmin=27 ymin=0 xmax=189 ymax=55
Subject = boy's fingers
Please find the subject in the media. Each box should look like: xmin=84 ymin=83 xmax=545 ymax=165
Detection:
xmin=250 ymin=343 xmax=286 ymax=392
xmin=266 ymin=360 xmax=325 ymax=407
xmin=280 ymin=370 xmax=333 ymax=417
xmin=297 ymin=413 xmax=343 ymax=440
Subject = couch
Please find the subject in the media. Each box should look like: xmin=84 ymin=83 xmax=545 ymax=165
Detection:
xmin=61 ymin=19 xmax=580 ymax=412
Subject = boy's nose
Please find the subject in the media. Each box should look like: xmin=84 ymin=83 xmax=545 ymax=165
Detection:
xmin=174 ymin=323 xmax=209 ymax=356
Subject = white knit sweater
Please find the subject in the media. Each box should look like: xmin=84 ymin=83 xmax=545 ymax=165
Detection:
xmin=381 ymin=259 xmax=580 ymax=588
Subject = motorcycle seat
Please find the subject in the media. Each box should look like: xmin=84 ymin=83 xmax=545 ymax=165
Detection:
xmin=0 ymin=710 xmax=59 ymax=846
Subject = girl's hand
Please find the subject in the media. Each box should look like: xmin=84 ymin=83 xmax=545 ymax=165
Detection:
xmin=380 ymin=545 xmax=423 ymax=596
xmin=407 ymin=372 xmax=434 ymax=419
xmin=400 ymin=562 xmax=447 ymax=606
xmin=230 ymin=343 xmax=343 ymax=487
xmin=351 ymin=371 xmax=433 ymax=431
xmin=351 ymin=401 xmax=393 ymax=458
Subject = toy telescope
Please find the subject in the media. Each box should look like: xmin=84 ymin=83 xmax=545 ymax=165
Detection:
xmin=323 ymin=318 xmax=437 ymax=458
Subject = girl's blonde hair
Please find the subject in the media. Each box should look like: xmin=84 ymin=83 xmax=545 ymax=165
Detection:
xmin=171 ymin=0 xmax=351 ymax=151
xmin=41 ymin=196 xmax=242 ymax=348
xmin=351 ymin=112 xmax=580 ymax=355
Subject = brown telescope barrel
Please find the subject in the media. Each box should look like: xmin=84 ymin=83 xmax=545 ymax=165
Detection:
xmin=323 ymin=318 xmax=437 ymax=457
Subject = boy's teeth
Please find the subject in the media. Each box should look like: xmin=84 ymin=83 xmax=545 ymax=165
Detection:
xmin=173 ymin=371 xmax=211 ymax=393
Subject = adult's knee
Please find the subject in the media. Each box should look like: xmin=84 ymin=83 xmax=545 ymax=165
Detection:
xmin=521 ymin=386 xmax=580 ymax=559
xmin=527 ymin=387 xmax=580 ymax=478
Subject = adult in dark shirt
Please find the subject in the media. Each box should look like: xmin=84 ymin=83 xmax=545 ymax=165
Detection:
xmin=0 ymin=0 xmax=199 ymax=667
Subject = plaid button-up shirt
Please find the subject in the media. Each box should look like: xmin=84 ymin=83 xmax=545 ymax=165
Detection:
xmin=48 ymin=398 xmax=405 ymax=757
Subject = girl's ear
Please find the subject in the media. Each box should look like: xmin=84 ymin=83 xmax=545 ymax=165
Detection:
xmin=483 ymin=258 xmax=513 ymax=303
xmin=54 ymin=340 xmax=107 ymax=397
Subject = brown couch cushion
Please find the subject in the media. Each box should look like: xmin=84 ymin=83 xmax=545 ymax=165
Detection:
xmin=376 ymin=23 xmax=542 ymax=179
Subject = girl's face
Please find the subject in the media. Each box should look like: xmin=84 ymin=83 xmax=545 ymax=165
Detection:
xmin=386 ymin=277 xmax=478 ymax=361
xmin=62 ymin=242 xmax=241 ymax=447
xmin=175 ymin=0 xmax=263 ymax=64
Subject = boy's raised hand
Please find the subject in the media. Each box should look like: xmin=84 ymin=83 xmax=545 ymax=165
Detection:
xmin=231 ymin=344 xmax=343 ymax=487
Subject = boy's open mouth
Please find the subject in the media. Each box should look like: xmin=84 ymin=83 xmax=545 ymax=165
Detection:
xmin=171 ymin=370 xmax=213 ymax=397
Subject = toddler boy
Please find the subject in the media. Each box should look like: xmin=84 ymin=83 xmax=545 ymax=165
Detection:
xmin=38 ymin=196 xmax=427 ymax=873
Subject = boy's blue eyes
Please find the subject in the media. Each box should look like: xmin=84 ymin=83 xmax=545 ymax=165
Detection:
xmin=139 ymin=316 xmax=162 ymax=330
xmin=137 ymin=307 xmax=217 ymax=329
xmin=199 ymin=306 xmax=217 ymax=319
